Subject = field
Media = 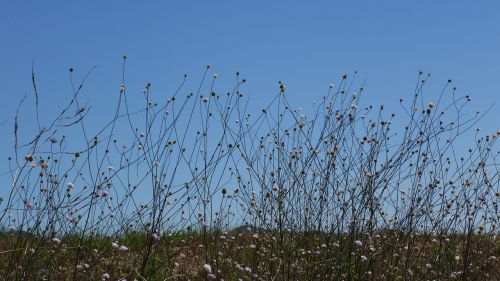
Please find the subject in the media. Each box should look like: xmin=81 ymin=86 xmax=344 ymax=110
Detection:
xmin=1 ymin=230 xmax=499 ymax=280
xmin=0 ymin=64 xmax=498 ymax=280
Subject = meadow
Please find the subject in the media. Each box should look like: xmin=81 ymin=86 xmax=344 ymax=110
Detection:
xmin=0 ymin=61 xmax=498 ymax=280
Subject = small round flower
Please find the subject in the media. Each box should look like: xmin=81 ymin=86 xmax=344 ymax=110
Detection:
xmin=203 ymin=264 xmax=212 ymax=273
xmin=107 ymin=165 xmax=114 ymax=171
xmin=428 ymin=102 xmax=434 ymax=108
xmin=52 ymin=237 xmax=61 ymax=244
xmin=67 ymin=182 xmax=74 ymax=189
xmin=102 ymin=273 xmax=110 ymax=280
xmin=202 ymin=96 xmax=209 ymax=103
xmin=425 ymin=263 xmax=432 ymax=269
xmin=119 ymin=245 xmax=129 ymax=252
xmin=329 ymin=84 xmax=335 ymax=89
xmin=360 ymin=255 xmax=368 ymax=262
xmin=354 ymin=240 xmax=363 ymax=247
xmin=112 ymin=242 xmax=119 ymax=249
xmin=350 ymin=104 xmax=358 ymax=110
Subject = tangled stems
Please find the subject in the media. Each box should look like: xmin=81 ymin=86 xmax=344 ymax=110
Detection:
xmin=0 ymin=63 xmax=498 ymax=280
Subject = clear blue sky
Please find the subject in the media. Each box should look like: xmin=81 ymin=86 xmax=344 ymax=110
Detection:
xmin=0 ymin=0 xmax=499 ymax=172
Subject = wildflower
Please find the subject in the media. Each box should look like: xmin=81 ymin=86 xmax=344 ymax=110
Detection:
xmin=329 ymin=83 xmax=335 ymax=89
xmin=102 ymin=191 xmax=109 ymax=197
xmin=213 ymin=73 xmax=218 ymax=79
xmin=112 ymin=242 xmax=119 ymax=249
xmin=67 ymin=182 xmax=74 ymax=189
xmin=107 ymin=165 xmax=114 ymax=171
xmin=350 ymin=104 xmax=358 ymax=110
xmin=426 ymin=263 xmax=432 ymax=269
xmin=119 ymin=245 xmax=129 ymax=252
xmin=360 ymin=255 xmax=368 ymax=262
xmin=52 ymin=237 xmax=61 ymax=244
xmin=50 ymin=137 xmax=58 ymax=144
xmin=203 ymin=264 xmax=212 ymax=273
xmin=202 ymin=96 xmax=209 ymax=103
xmin=354 ymin=240 xmax=363 ymax=247
xmin=428 ymin=102 xmax=434 ymax=108
xmin=140 ymin=132 xmax=145 ymax=138
xmin=279 ymin=83 xmax=286 ymax=92
xmin=102 ymin=273 xmax=110 ymax=280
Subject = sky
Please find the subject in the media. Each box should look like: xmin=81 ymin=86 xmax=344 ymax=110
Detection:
xmin=1 ymin=1 xmax=499 ymax=123
xmin=0 ymin=1 xmax=499 ymax=202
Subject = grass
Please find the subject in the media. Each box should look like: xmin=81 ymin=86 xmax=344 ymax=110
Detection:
xmin=0 ymin=229 xmax=499 ymax=280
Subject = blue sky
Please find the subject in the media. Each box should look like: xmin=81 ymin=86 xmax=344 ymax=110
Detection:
xmin=0 ymin=1 xmax=499 ymax=190
xmin=1 ymin=1 xmax=499 ymax=122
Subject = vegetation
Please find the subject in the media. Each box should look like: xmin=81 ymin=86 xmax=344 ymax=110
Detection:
xmin=0 ymin=60 xmax=498 ymax=280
